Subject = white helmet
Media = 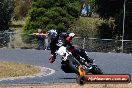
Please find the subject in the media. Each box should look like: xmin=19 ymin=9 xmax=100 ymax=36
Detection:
xmin=47 ymin=29 xmax=58 ymax=38
xmin=69 ymin=33 xmax=75 ymax=37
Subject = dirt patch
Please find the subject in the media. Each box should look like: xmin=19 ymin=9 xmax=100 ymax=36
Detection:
xmin=0 ymin=83 xmax=131 ymax=88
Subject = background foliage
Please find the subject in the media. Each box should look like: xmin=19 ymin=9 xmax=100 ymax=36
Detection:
xmin=0 ymin=0 xmax=13 ymax=47
xmin=21 ymin=0 xmax=81 ymax=43
xmin=23 ymin=0 xmax=80 ymax=33
xmin=12 ymin=0 xmax=32 ymax=20
xmin=0 ymin=0 xmax=13 ymax=31
xmin=95 ymin=0 xmax=132 ymax=40
xmin=69 ymin=17 xmax=102 ymax=38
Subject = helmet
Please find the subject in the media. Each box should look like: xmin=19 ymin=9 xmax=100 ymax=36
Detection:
xmin=69 ymin=33 xmax=75 ymax=37
xmin=47 ymin=29 xmax=58 ymax=38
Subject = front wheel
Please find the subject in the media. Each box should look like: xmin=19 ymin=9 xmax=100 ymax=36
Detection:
xmin=91 ymin=66 xmax=103 ymax=74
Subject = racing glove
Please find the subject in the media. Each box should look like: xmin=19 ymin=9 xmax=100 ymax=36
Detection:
xmin=48 ymin=57 xmax=56 ymax=63
xmin=49 ymin=50 xmax=56 ymax=63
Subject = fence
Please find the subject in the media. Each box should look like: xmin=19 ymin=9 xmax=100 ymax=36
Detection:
xmin=0 ymin=31 xmax=38 ymax=49
xmin=72 ymin=37 xmax=132 ymax=53
xmin=0 ymin=32 xmax=132 ymax=53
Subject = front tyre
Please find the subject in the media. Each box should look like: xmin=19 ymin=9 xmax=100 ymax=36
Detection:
xmin=91 ymin=67 xmax=103 ymax=74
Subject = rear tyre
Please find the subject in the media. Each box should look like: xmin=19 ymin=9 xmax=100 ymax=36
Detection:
xmin=76 ymin=76 xmax=86 ymax=85
xmin=61 ymin=61 xmax=78 ymax=73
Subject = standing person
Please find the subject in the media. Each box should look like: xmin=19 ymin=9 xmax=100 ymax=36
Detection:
xmin=47 ymin=29 xmax=60 ymax=61
xmin=44 ymin=34 xmax=49 ymax=50
xmin=37 ymin=29 xmax=44 ymax=50
xmin=33 ymin=29 xmax=46 ymax=50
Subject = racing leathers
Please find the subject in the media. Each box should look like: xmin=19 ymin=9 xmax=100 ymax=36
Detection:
xmin=60 ymin=32 xmax=93 ymax=64
xmin=48 ymin=31 xmax=93 ymax=64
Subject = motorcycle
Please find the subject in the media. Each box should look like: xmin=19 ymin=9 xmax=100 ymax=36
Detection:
xmin=56 ymin=46 xmax=103 ymax=76
xmin=55 ymin=38 xmax=103 ymax=84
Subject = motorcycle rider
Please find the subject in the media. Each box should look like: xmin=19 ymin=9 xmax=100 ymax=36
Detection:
xmin=47 ymin=29 xmax=93 ymax=65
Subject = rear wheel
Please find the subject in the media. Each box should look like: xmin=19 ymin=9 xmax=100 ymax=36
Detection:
xmin=76 ymin=76 xmax=86 ymax=85
xmin=61 ymin=61 xmax=78 ymax=73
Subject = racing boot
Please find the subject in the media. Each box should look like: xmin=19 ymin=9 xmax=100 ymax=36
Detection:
xmin=79 ymin=49 xmax=93 ymax=64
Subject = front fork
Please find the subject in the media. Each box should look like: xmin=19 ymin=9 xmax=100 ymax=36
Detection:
xmin=77 ymin=65 xmax=86 ymax=76
xmin=76 ymin=64 xmax=98 ymax=76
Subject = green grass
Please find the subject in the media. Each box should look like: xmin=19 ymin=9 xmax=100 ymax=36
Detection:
xmin=0 ymin=61 xmax=40 ymax=78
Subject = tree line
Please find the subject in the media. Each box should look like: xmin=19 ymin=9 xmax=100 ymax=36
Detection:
xmin=0 ymin=0 xmax=132 ymax=40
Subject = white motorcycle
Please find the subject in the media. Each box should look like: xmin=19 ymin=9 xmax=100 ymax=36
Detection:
xmin=56 ymin=45 xmax=103 ymax=75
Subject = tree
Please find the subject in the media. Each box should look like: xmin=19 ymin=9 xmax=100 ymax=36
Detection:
xmin=22 ymin=0 xmax=80 ymax=43
xmin=23 ymin=0 xmax=80 ymax=33
xmin=0 ymin=0 xmax=13 ymax=31
xmin=95 ymin=0 xmax=132 ymax=40
xmin=12 ymin=0 xmax=32 ymax=20
xmin=0 ymin=0 xmax=13 ymax=47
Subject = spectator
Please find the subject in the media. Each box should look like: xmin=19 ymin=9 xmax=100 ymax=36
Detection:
xmin=33 ymin=29 xmax=46 ymax=50
xmin=44 ymin=34 xmax=49 ymax=50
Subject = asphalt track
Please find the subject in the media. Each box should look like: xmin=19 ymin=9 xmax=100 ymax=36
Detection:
xmin=0 ymin=49 xmax=132 ymax=84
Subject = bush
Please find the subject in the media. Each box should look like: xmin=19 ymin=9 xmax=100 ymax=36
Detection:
xmin=0 ymin=0 xmax=13 ymax=47
xmin=0 ymin=0 xmax=13 ymax=31
xmin=22 ymin=0 xmax=80 ymax=42
xmin=69 ymin=17 xmax=102 ymax=38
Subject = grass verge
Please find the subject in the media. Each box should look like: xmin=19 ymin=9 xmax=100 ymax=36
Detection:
xmin=0 ymin=61 xmax=40 ymax=78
